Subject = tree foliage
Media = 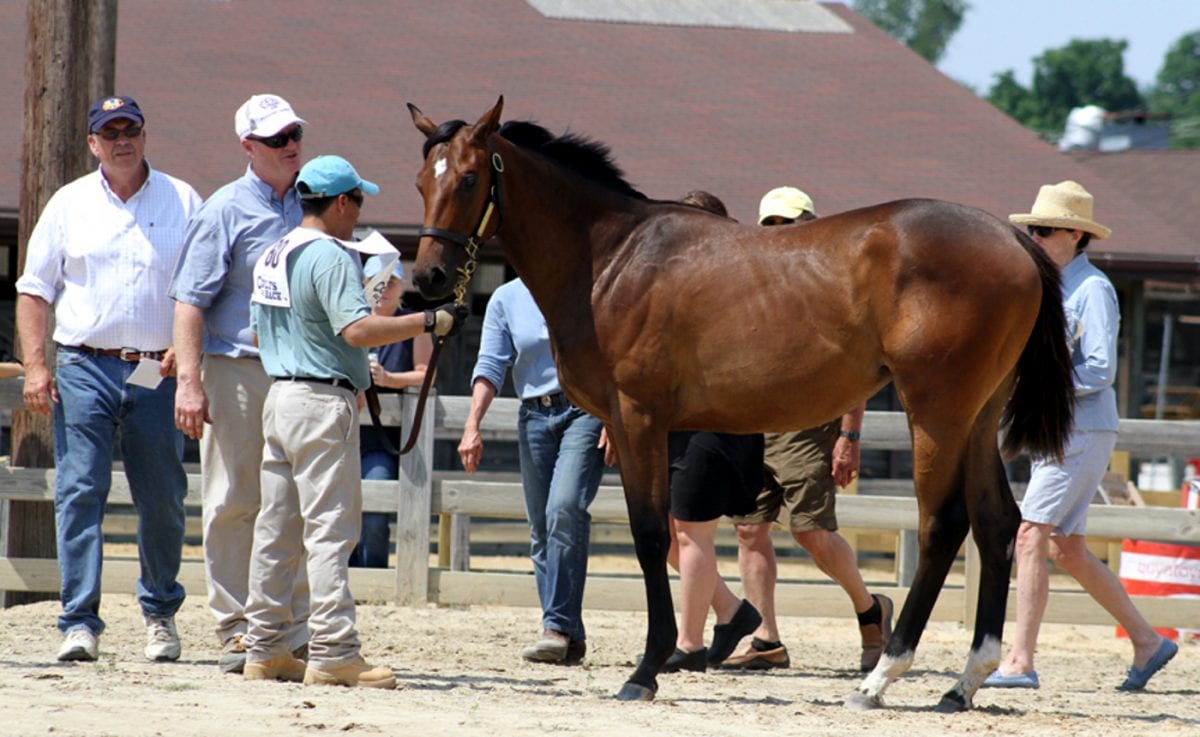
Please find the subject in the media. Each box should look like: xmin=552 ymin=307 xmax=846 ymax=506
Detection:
xmin=986 ymin=39 xmax=1144 ymax=137
xmin=1149 ymin=30 xmax=1200 ymax=148
xmin=852 ymin=0 xmax=969 ymax=63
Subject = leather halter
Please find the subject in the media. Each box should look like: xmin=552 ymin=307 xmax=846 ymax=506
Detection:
xmin=416 ymin=141 xmax=505 ymax=306
xmin=369 ymin=139 xmax=505 ymax=457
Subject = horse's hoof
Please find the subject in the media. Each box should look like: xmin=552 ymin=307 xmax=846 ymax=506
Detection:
xmin=934 ymin=691 xmax=969 ymax=713
xmin=845 ymin=691 xmax=883 ymax=710
xmin=616 ymin=682 xmax=656 ymax=702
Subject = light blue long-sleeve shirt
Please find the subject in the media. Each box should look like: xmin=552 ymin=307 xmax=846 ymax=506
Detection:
xmin=168 ymin=165 xmax=303 ymax=357
xmin=471 ymin=279 xmax=560 ymax=399
xmin=1062 ymin=252 xmax=1120 ymax=432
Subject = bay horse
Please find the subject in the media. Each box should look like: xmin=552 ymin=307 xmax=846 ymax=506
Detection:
xmin=408 ymin=97 xmax=1073 ymax=711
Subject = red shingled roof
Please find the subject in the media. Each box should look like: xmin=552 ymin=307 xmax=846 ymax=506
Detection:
xmin=0 ymin=1 xmax=1194 ymax=275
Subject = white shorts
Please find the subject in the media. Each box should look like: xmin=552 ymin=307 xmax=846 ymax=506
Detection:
xmin=1020 ymin=430 xmax=1117 ymax=536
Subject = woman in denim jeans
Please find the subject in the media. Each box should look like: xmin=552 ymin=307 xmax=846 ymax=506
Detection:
xmin=459 ymin=278 xmax=608 ymax=664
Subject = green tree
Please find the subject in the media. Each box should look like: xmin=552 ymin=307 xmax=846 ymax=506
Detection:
xmin=1149 ymin=30 xmax=1200 ymax=148
xmin=853 ymin=0 xmax=969 ymax=64
xmin=987 ymin=39 xmax=1144 ymax=137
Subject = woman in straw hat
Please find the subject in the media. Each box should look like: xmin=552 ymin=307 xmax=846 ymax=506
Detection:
xmin=984 ymin=181 xmax=1177 ymax=692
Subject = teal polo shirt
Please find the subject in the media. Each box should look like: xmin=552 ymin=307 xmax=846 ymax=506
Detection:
xmin=251 ymin=238 xmax=371 ymax=389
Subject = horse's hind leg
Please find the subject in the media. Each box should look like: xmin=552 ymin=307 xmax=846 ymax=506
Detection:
xmin=606 ymin=399 xmax=674 ymax=702
xmin=937 ymin=401 xmax=1021 ymax=712
xmin=848 ymin=425 xmax=970 ymax=710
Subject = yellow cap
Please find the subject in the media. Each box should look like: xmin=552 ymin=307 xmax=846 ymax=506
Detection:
xmin=758 ymin=186 xmax=816 ymax=224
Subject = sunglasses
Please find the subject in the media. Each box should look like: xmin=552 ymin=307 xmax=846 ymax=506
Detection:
xmin=1027 ymin=225 xmax=1068 ymax=238
xmin=344 ymin=189 xmax=364 ymax=208
xmin=93 ymin=125 xmax=143 ymax=141
xmin=248 ymin=126 xmax=303 ymax=149
xmin=762 ymin=216 xmax=796 ymax=227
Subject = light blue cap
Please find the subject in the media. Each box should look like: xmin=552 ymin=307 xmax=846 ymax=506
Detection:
xmin=297 ymin=155 xmax=380 ymax=199
xmin=363 ymin=255 xmax=403 ymax=281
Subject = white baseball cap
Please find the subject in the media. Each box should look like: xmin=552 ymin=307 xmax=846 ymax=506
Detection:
xmin=234 ymin=94 xmax=306 ymax=140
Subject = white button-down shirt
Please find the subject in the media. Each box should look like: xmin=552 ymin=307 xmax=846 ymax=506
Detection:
xmin=17 ymin=164 xmax=202 ymax=351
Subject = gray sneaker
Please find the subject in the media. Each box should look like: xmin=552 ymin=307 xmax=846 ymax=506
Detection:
xmin=144 ymin=616 xmax=181 ymax=661
xmin=521 ymin=629 xmax=569 ymax=662
xmin=57 ymin=626 xmax=99 ymax=662
xmin=219 ymin=633 xmax=247 ymax=674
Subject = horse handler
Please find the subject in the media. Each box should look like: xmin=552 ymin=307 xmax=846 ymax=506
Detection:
xmin=243 ymin=155 xmax=465 ymax=687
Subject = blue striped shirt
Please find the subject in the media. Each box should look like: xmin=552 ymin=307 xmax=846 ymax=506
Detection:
xmin=168 ymin=165 xmax=303 ymax=357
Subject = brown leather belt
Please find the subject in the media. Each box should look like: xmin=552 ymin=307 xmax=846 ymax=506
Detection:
xmin=523 ymin=391 xmax=569 ymax=408
xmin=67 ymin=345 xmax=167 ymax=362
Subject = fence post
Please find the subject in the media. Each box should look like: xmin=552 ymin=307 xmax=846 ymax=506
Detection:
xmin=395 ymin=388 xmax=435 ymax=605
xmin=896 ymin=529 xmax=918 ymax=586
xmin=963 ymin=537 xmax=980 ymax=628
xmin=449 ymin=514 xmax=471 ymax=571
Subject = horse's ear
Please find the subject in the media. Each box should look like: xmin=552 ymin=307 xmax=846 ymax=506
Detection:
xmin=408 ymin=103 xmax=438 ymax=137
xmin=470 ymin=95 xmax=504 ymax=145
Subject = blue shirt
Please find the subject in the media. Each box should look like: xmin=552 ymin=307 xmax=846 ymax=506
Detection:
xmin=471 ymin=279 xmax=559 ymax=399
xmin=168 ymin=165 xmax=304 ymax=357
xmin=250 ymin=239 xmax=372 ymax=389
xmin=1062 ymin=252 xmax=1119 ymax=432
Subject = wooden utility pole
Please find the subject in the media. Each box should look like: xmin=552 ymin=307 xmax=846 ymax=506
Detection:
xmin=3 ymin=0 xmax=117 ymax=607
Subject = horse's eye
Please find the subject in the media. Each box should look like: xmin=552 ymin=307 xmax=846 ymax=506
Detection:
xmin=461 ymin=172 xmax=477 ymax=191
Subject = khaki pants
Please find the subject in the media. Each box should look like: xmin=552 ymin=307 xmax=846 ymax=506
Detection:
xmin=200 ymin=355 xmax=308 ymax=649
xmin=245 ymin=381 xmax=363 ymax=669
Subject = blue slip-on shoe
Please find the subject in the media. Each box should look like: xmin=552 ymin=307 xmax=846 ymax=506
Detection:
xmin=1118 ymin=638 xmax=1178 ymax=692
xmin=982 ymin=668 xmax=1040 ymax=689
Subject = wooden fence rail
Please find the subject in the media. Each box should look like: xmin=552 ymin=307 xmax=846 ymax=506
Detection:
xmin=2 ymin=378 xmax=1199 ymax=630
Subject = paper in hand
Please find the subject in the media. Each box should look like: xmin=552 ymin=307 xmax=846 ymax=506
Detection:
xmin=126 ymin=358 xmax=164 ymax=390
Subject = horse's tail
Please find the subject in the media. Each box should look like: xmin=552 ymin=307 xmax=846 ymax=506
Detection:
xmin=1000 ymin=229 xmax=1074 ymax=460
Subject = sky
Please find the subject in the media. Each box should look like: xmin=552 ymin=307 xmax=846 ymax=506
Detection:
xmin=892 ymin=1 xmax=1200 ymax=95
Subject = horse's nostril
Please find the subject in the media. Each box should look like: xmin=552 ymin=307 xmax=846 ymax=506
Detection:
xmin=429 ymin=266 xmax=447 ymax=288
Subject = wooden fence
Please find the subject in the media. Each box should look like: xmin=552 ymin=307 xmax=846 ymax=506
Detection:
xmin=3 ymin=377 xmax=1199 ymax=631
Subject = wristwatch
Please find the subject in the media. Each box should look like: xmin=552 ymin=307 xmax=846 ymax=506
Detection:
xmin=839 ymin=430 xmax=861 ymax=441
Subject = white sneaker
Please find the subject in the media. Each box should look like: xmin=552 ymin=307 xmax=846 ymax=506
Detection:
xmin=144 ymin=616 xmax=181 ymax=662
xmin=57 ymin=626 xmax=99 ymax=662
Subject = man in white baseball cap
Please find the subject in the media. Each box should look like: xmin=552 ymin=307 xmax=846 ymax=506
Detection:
xmin=234 ymin=93 xmax=307 ymax=141
xmin=168 ymin=93 xmax=311 ymax=674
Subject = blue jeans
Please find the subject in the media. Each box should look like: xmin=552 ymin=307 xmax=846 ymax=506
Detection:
xmin=517 ymin=402 xmax=604 ymax=642
xmin=350 ymin=449 xmax=397 ymax=568
xmin=53 ymin=348 xmax=187 ymax=634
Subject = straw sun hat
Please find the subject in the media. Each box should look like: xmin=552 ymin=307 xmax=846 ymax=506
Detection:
xmin=1008 ymin=180 xmax=1111 ymax=240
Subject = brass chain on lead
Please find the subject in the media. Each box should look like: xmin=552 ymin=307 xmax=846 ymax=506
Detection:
xmin=452 ymin=237 xmax=480 ymax=306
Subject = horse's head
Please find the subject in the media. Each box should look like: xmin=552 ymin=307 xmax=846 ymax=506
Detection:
xmin=408 ymin=96 xmax=504 ymax=301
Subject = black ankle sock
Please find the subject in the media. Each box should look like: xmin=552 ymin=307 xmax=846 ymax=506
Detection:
xmin=857 ymin=597 xmax=882 ymax=627
xmin=751 ymin=637 xmax=782 ymax=651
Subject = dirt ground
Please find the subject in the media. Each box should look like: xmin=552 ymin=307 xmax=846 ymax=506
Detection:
xmin=1 ymin=590 xmax=1197 ymax=737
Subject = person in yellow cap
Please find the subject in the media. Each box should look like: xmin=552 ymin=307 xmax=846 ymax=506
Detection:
xmin=985 ymin=181 xmax=1176 ymax=692
xmin=719 ymin=187 xmax=890 ymax=673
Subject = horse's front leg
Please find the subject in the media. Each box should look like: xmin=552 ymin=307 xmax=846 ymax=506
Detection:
xmin=606 ymin=410 xmax=672 ymax=702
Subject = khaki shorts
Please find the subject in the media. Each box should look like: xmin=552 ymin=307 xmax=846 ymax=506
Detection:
xmin=731 ymin=421 xmax=840 ymax=534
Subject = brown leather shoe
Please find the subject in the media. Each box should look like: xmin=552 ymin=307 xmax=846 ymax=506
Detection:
xmin=303 ymin=657 xmax=396 ymax=689
xmin=244 ymin=654 xmax=307 ymax=682
xmin=521 ymin=629 xmax=569 ymax=663
xmin=859 ymin=594 xmax=894 ymax=672
xmin=718 ymin=639 xmax=790 ymax=670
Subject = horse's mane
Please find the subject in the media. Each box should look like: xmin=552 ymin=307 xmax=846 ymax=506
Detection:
xmin=498 ymin=120 xmax=646 ymax=200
